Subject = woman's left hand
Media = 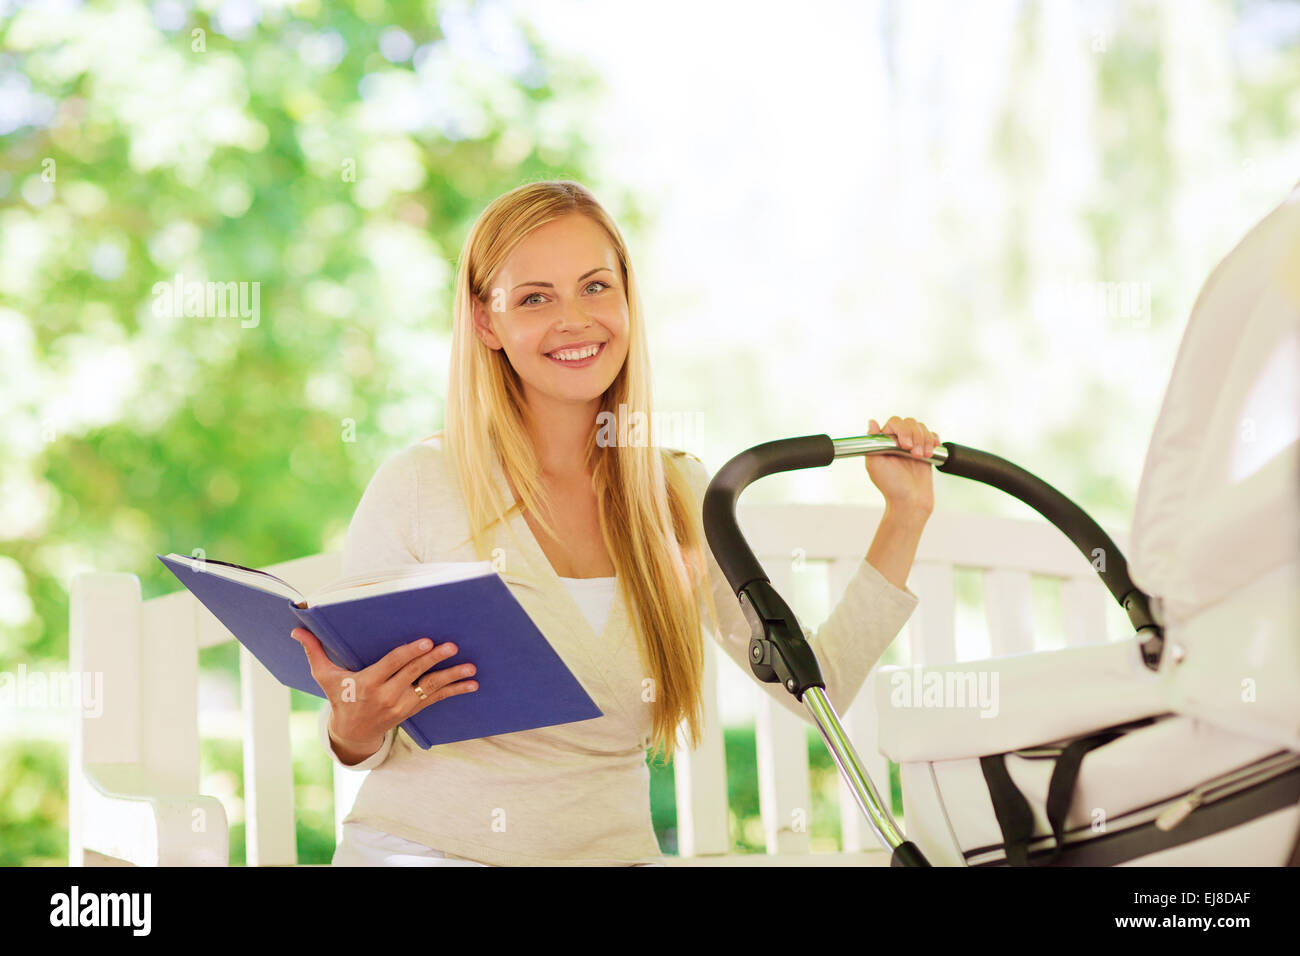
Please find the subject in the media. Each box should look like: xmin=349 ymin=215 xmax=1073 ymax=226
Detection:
xmin=865 ymin=415 xmax=940 ymax=519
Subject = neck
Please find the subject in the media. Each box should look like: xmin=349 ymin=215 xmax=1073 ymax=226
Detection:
xmin=521 ymin=388 xmax=602 ymax=480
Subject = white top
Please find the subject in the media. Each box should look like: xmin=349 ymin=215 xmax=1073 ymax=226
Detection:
xmin=557 ymin=575 xmax=617 ymax=635
xmin=317 ymin=436 xmax=919 ymax=865
xmin=329 ymin=574 xmax=620 ymax=865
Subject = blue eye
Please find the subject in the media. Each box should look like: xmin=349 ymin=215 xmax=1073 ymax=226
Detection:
xmin=519 ymin=280 xmax=610 ymax=307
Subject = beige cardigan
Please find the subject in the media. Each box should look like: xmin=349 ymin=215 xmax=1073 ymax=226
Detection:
xmin=317 ymin=436 xmax=918 ymax=865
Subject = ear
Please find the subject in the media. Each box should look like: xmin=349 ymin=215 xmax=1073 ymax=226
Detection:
xmin=471 ymin=295 xmax=503 ymax=350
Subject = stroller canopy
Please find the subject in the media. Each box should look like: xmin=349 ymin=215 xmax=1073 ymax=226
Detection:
xmin=1127 ymin=183 xmax=1300 ymax=749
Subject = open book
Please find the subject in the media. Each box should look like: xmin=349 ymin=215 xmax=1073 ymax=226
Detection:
xmin=162 ymin=554 xmax=502 ymax=607
xmin=156 ymin=553 xmax=602 ymax=749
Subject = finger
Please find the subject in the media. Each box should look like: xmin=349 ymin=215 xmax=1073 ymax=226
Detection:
xmin=390 ymin=640 xmax=460 ymax=687
xmin=403 ymin=666 xmax=480 ymax=718
xmin=290 ymin=627 xmax=345 ymax=686
xmin=869 ymin=418 xmax=879 ymax=433
xmin=900 ymin=418 xmax=915 ymax=454
xmin=366 ymin=637 xmax=440 ymax=684
xmin=909 ymin=419 xmax=926 ymax=457
xmin=419 ymin=659 xmax=478 ymax=696
xmin=884 ymin=415 xmax=903 ymax=442
xmin=889 ymin=416 xmax=912 ymax=449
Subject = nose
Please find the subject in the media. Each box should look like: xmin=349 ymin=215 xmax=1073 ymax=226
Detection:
xmin=556 ymin=301 xmax=592 ymax=331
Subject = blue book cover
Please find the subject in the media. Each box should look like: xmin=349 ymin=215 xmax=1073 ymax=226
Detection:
xmin=156 ymin=553 xmax=602 ymax=749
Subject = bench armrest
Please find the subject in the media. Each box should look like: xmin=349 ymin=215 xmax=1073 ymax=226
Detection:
xmin=74 ymin=763 xmax=229 ymax=866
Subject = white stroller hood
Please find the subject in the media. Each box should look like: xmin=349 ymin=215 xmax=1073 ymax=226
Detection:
xmin=1128 ymin=184 xmax=1300 ymax=627
xmin=1127 ymin=184 xmax=1300 ymax=752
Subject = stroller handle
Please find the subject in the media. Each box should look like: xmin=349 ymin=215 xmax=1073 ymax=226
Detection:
xmin=700 ymin=432 xmax=1165 ymax=866
xmin=701 ymin=433 xmax=1162 ymax=664
xmin=702 ymin=433 xmax=945 ymax=591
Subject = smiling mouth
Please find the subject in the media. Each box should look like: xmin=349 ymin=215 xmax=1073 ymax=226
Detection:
xmin=545 ymin=342 xmax=606 ymax=364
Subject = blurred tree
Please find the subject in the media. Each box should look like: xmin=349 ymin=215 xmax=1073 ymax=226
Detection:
xmin=0 ymin=0 xmax=616 ymax=672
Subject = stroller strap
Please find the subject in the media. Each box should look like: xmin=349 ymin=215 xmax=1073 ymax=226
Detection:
xmin=980 ymin=716 xmax=1163 ymax=866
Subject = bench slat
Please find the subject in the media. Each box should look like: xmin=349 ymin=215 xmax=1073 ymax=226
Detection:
xmin=672 ymin=638 xmax=732 ymax=857
xmin=984 ymin=568 xmax=1035 ymax=657
xmin=907 ymin=561 xmax=956 ymax=665
xmin=240 ymin=646 xmax=298 ymax=866
xmin=754 ymin=556 xmax=813 ymax=855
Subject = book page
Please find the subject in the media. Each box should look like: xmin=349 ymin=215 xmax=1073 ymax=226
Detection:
xmin=163 ymin=553 xmax=304 ymax=602
xmin=306 ymin=561 xmax=496 ymax=607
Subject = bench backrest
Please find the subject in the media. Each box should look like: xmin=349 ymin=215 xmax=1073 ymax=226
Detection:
xmin=69 ymin=503 xmax=1123 ymax=864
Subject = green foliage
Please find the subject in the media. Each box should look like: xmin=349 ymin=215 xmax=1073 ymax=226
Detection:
xmin=0 ymin=738 xmax=67 ymax=866
xmin=2 ymin=0 xmax=604 ymax=676
xmin=2 ymin=0 xmax=608 ymax=866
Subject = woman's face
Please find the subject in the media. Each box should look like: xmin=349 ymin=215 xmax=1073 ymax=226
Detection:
xmin=473 ymin=213 xmax=630 ymax=414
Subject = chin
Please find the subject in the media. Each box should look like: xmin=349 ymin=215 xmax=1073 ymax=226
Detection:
xmin=553 ymin=385 xmax=614 ymax=404
xmin=524 ymin=374 xmax=614 ymax=405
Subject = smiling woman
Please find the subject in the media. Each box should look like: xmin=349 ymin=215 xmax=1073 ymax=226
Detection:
xmin=471 ymin=213 xmax=631 ymax=413
xmin=446 ymin=183 xmax=710 ymax=715
xmin=302 ymin=179 xmax=936 ymax=866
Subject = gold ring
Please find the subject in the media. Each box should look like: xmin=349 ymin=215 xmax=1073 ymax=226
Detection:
xmin=413 ymin=683 xmax=427 ymax=701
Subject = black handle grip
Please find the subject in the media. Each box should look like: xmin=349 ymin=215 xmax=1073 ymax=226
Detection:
xmin=936 ymin=443 xmax=1132 ymax=605
xmin=701 ymin=434 xmax=835 ymax=593
xmin=936 ymin=443 xmax=1161 ymax=664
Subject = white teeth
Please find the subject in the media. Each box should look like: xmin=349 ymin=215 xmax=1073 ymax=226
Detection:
xmin=549 ymin=344 xmax=601 ymax=361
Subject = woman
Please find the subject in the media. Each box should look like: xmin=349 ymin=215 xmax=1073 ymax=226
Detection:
xmin=291 ymin=180 xmax=940 ymax=866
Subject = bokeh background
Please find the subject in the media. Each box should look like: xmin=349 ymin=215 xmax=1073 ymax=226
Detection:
xmin=2 ymin=0 xmax=1298 ymax=864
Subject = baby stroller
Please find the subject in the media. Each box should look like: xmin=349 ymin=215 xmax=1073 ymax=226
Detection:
xmin=702 ymin=186 xmax=1300 ymax=866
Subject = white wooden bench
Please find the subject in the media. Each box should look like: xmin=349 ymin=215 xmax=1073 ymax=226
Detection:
xmin=67 ymin=503 xmax=1126 ymax=866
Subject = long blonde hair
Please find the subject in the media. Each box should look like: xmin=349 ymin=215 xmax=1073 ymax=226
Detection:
xmin=440 ymin=179 xmax=717 ymax=764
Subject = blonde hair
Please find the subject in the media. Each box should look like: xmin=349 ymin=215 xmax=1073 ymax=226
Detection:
xmin=438 ymin=179 xmax=718 ymax=764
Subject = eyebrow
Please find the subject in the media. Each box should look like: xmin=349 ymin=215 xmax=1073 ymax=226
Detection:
xmin=511 ymin=267 xmax=612 ymax=291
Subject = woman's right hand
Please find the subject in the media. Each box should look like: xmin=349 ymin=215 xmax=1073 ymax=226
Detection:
xmin=290 ymin=627 xmax=479 ymax=763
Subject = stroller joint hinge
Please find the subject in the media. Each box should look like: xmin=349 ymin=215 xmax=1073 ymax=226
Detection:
xmin=739 ymin=581 xmax=827 ymax=697
xmin=1121 ymin=588 xmax=1165 ymax=670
